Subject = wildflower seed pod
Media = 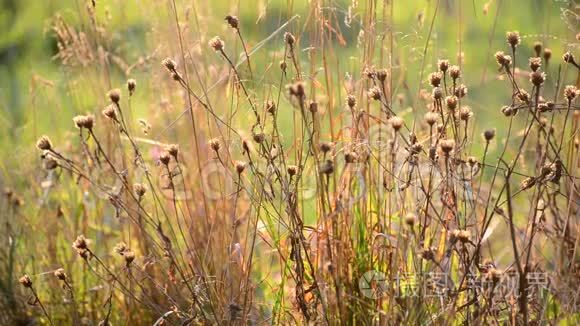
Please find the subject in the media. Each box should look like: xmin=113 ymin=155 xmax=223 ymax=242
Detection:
xmin=429 ymin=72 xmax=442 ymax=87
xmin=448 ymin=65 xmax=461 ymax=80
xmin=344 ymin=152 xmax=358 ymax=163
xmin=501 ymin=105 xmax=515 ymax=117
xmin=529 ymin=57 xmax=542 ymax=72
xmin=424 ymin=112 xmax=438 ymax=126
xmin=127 ymin=79 xmax=136 ymax=95
xmin=543 ymin=48 xmax=552 ymax=63
xmin=284 ymin=32 xmax=296 ymax=46
xmin=102 ymin=105 xmax=117 ymax=120
xmin=36 ymin=135 xmax=53 ymax=151
xmin=346 ymin=95 xmax=357 ymax=108
xmin=209 ymin=36 xmax=225 ymax=51
xmin=454 ymin=84 xmax=468 ymax=98
xmin=377 ymin=68 xmax=388 ymax=82
xmin=319 ymin=141 xmax=333 ymax=154
xmin=367 ymin=87 xmax=381 ymax=100
xmin=404 ymin=213 xmax=417 ymax=226
xmin=495 ymin=51 xmax=511 ymax=68
xmin=133 ymin=183 xmax=147 ymax=197
xmin=265 ymin=100 xmax=276 ymax=115
xmin=440 ymin=139 xmax=455 ymax=155
xmin=235 ymin=161 xmax=246 ymax=174
xmin=166 ymin=144 xmax=179 ymax=158
xmin=533 ymin=42 xmax=542 ymax=57
xmin=445 ymin=96 xmax=458 ymax=111
xmin=432 ymin=87 xmax=443 ymax=101
xmin=563 ymin=51 xmax=576 ymax=65
xmin=253 ymin=132 xmax=265 ymax=144
xmin=506 ymin=31 xmax=520 ymax=49
xmin=459 ymin=106 xmax=473 ymax=121
xmin=159 ymin=152 xmax=171 ymax=165
xmin=438 ymin=59 xmax=449 ymax=72
xmin=308 ymin=101 xmax=318 ymax=113
xmin=162 ymin=58 xmax=176 ymax=71
xmin=529 ymin=71 xmax=546 ymax=87
xmin=19 ymin=275 xmax=32 ymax=288
xmin=483 ymin=129 xmax=496 ymax=141
xmin=124 ymin=250 xmax=136 ymax=267
xmin=73 ymin=235 xmax=88 ymax=250
xmin=320 ymin=160 xmax=334 ymax=175
xmin=108 ymin=88 xmax=121 ymax=104
xmin=209 ymin=138 xmax=221 ymax=152
xmin=54 ymin=268 xmax=67 ymax=281
xmin=389 ymin=116 xmax=404 ymax=131
xmin=287 ymin=165 xmax=299 ymax=177
xmin=225 ymin=15 xmax=239 ymax=29
xmin=564 ymin=85 xmax=579 ymax=102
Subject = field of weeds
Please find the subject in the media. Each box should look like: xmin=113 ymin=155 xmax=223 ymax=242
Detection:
xmin=0 ymin=0 xmax=579 ymax=324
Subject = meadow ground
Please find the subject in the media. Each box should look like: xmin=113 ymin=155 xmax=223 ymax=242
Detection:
xmin=0 ymin=0 xmax=579 ymax=324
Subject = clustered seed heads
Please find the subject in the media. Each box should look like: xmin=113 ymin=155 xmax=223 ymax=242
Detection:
xmin=73 ymin=115 xmax=95 ymax=130
xmin=36 ymin=135 xmax=53 ymax=151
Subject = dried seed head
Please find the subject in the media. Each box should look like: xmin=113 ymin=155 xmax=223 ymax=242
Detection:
xmin=537 ymin=102 xmax=552 ymax=113
xmin=225 ymin=15 xmax=239 ymax=29
xmin=404 ymin=213 xmax=417 ymax=226
xmin=487 ymin=268 xmax=503 ymax=282
xmin=279 ymin=60 xmax=287 ymax=72
xmin=448 ymin=65 xmax=461 ymax=80
xmin=344 ymin=152 xmax=358 ymax=163
xmin=102 ymin=105 xmax=117 ymax=120
xmin=440 ymin=139 xmax=455 ymax=155
xmin=19 ymin=275 xmax=32 ymax=288
xmin=563 ymin=51 xmax=575 ymax=64
xmin=284 ymin=32 xmax=295 ymax=45
xmin=346 ymin=95 xmax=357 ymax=108
xmin=319 ymin=141 xmax=333 ymax=154
xmin=438 ymin=59 xmax=449 ymax=72
xmin=127 ymin=79 xmax=136 ymax=95
xmin=36 ymin=135 xmax=53 ymax=151
xmin=529 ymin=71 xmax=546 ymax=87
xmin=506 ymin=31 xmax=520 ymax=49
xmin=459 ymin=106 xmax=473 ymax=121
xmin=159 ymin=151 xmax=171 ymax=165
xmin=124 ymin=250 xmax=136 ymax=267
xmin=454 ymin=84 xmax=468 ymax=98
xmin=73 ymin=235 xmax=88 ymax=250
xmin=171 ymin=71 xmax=182 ymax=81
xmin=457 ymin=230 xmax=471 ymax=243
xmin=235 ymin=160 xmax=246 ymax=174
xmin=54 ymin=268 xmax=67 ymax=281
xmin=320 ymin=160 xmax=334 ymax=175
xmin=108 ymin=88 xmax=121 ymax=104
xmin=564 ymin=85 xmax=579 ymax=102
xmin=363 ymin=66 xmax=376 ymax=79
xmin=209 ymin=138 xmax=221 ymax=152
xmin=287 ymin=165 xmax=299 ymax=176
xmin=483 ymin=129 xmax=496 ymax=141
xmin=432 ymin=87 xmax=443 ymax=100
xmin=424 ymin=112 xmax=438 ymax=126
xmin=377 ymin=69 xmax=388 ymax=82
xmin=133 ymin=183 xmax=147 ymax=197
xmin=44 ymin=156 xmax=58 ymax=170
xmin=429 ymin=72 xmax=442 ymax=87
xmin=529 ymin=57 xmax=542 ymax=72
xmin=367 ymin=86 xmax=381 ymax=100
xmin=445 ymin=96 xmax=458 ymax=111
xmin=533 ymin=42 xmax=542 ymax=57
xmin=308 ymin=101 xmax=318 ymax=113
xmin=543 ymin=48 xmax=552 ymax=62
xmin=389 ymin=116 xmax=404 ymax=131
xmin=265 ymin=100 xmax=276 ymax=115
xmin=467 ymin=156 xmax=477 ymax=167
xmin=209 ymin=36 xmax=225 ymax=51
xmin=495 ymin=51 xmax=512 ymax=68
xmin=517 ymin=90 xmax=531 ymax=103
xmin=166 ymin=144 xmax=179 ymax=158
xmin=420 ymin=247 xmax=436 ymax=261
xmin=114 ymin=242 xmax=128 ymax=255
xmin=162 ymin=58 xmax=176 ymax=71
xmin=501 ymin=105 xmax=515 ymax=117
xmin=288 ymin=81 xmax=305 ymax=97
xmin=253 ymin=132 xmax=265 ymax=143
xmin=4 ymin=188 xmax=13 ymax=199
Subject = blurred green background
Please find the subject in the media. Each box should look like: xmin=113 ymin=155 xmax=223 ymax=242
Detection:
xmin=0 ymin=0 xmax=577 ymax=177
